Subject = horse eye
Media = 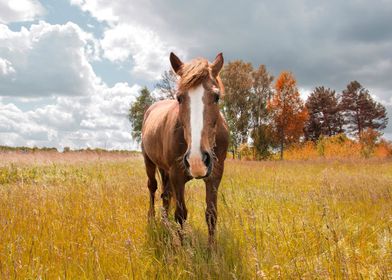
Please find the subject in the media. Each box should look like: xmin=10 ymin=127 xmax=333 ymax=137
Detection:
xmin=177 ymin=95 xmax=183 ymax=104
xmin=214 ymin=94 xmax=220 ymax=104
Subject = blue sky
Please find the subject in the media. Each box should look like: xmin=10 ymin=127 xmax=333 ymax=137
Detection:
xmin=0 ymin=0 xmax=391 ymax=150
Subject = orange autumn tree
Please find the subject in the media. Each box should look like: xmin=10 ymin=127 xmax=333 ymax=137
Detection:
xmin=268 ymin=71 xmax=308 ymax=159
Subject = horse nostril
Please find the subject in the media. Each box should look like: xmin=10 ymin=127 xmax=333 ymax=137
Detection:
xmin=202 ymin=152 xmax=211 ymax=167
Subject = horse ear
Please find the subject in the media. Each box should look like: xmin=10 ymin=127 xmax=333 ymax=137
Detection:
xmin=211 ymin=52 xmax=224 ymax=77
xmin=170 ymin=52 xmax=183 ymax=75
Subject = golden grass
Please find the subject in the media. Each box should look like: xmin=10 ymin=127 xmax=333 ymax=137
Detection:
xmin=0 ymin=153 xmax=391 ymax=279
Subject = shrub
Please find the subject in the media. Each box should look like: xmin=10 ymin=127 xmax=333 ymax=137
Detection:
xmin=359 ymin=128 xmax=380 ymax=158
xmin=238 ymin=143 xmax=255 ymax=160
xmin=374 ymin=139 xmax=392 ymax=159
xmin=284 ymin=141 xmax=318 ymax=160
xmin=317 ymin=134 xmax=362 ymax=159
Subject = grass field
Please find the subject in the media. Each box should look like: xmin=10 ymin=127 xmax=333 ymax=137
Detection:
xmin=0 ymin=152 xmax=391 ymax=279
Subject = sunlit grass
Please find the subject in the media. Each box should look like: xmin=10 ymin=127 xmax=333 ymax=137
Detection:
xmin=0 ymin=153 xmax=391 ymax=279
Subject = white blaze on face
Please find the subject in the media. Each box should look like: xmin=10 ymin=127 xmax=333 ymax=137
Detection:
xmin=189 ymin=84 xmax=204 ymax=159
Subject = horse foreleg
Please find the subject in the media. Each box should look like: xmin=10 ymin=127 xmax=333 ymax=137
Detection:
xmin=144 ymin=156 xmax=157 ymax=220
xmin=204 ymin=169 xmax=223 ymax=246
xmin=159 ymin=168 xmax=171 ymax=218
xmin=169 ymin=171 xmax=187 ymax=227
xmin=174 ymin=183 xmax=187 ymax=227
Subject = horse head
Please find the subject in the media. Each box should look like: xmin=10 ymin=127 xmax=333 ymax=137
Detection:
xmin=170 ymin=52 xmax=224 ymax=179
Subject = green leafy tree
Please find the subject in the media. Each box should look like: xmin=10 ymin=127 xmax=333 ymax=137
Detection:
xmin=128 ymin=87 xmax=156 ymax=142
xmin=221 ymin=60 xmax=254 ymax=158
xmin=249 ymin=64 xmax=274 ymax=158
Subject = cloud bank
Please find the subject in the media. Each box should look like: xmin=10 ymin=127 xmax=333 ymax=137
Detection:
xmin=0 ymin=0 xmax=391 ymax=150
xmin=0 ymin=20 xmax=140 ymax=150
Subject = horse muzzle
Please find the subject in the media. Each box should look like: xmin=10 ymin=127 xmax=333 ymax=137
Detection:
xmin=183 ymin=151 xmax=213 ymax=179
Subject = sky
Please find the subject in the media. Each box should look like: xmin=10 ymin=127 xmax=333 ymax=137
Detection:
xmin=0 ymin=0 xmax=391 ymax=150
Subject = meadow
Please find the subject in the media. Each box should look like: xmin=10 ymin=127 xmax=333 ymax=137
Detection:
xmin=0 ymin=152 xmax=391 ymax=279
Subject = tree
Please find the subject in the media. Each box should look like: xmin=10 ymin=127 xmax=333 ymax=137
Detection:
xmin=359 ymin=128 xmax=380 ymax=158
xmin=341 ymin=81 xmax=388 ymax=137
xmin=220 ymin=60 xmax=254 ymax=158
xmin=304 ymin=86 xmax=343 ymax=141
xmin=250 ymin=65 xmax=274 ymax=128
xmin=268 ymin=71 xmax=308 ymax=159
xmin=155 ymin=69 xmax=178 ymax=100
xmin=128 ymin=87 xmax=156 ymax=142
xmin=249 ymin=65 xmax=274 ymax=158
xmin=251 ymin=124 xmax=274 ymax=159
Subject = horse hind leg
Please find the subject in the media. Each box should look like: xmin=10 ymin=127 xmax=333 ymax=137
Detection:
xmin=159 ymin=168 xmax=171 ymax=217
xmin=143 ymin=154 xmax=157 ymax=220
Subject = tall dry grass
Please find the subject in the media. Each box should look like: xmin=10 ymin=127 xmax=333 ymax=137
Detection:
xmin=284 ymin=134 xmax=392 ymax=161
xmin=0 ymin=152 xmax=391 ymax=278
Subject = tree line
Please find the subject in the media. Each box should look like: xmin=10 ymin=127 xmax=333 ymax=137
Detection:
xmin=129 ymin=61 xmax=388 ymax=159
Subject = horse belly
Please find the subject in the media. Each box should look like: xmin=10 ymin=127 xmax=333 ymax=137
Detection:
xmin=142 ymin=127 xmax=167 ymax=169
xmin=142 ymin=103 xmax=177 ymax=171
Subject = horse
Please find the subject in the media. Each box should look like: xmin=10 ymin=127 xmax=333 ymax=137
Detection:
xmin=141 ymin=52 xmax=229 ymax=244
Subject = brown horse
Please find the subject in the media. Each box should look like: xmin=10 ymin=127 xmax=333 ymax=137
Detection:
xmin=141 ymin=52 xmax=229 ymax=244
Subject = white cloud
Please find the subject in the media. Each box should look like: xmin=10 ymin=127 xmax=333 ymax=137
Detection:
xmin=71 ymin=0 xmax=185 ymax=80
xmin=0 ymin=21 xmax=100 ymax=97
xmin=299 ymin=88 xmax=312 ymax=101
xmin=55 ymin=82 xmax=140 ymax=149
xmin=70 ymin=0 xmax=118 ymax=22
xmin=0 ymin=102 xmax=57 ymax=142
xmin=0 ymin=0 xmax=45 ymax=23
xmin=0 ymin=57 xmax=15 ymax=75
xmin=101 ymin=24 xmax=177 ymax=79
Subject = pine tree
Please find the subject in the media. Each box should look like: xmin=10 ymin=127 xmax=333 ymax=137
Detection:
xmin=341 ymin=81 xmax=388 ymax=137
xmin=305 ymin=86 xmax=343 ymax=141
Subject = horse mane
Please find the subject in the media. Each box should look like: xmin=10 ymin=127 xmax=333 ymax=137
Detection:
xmin=177 ymin=58 xmax=224 ymax=95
